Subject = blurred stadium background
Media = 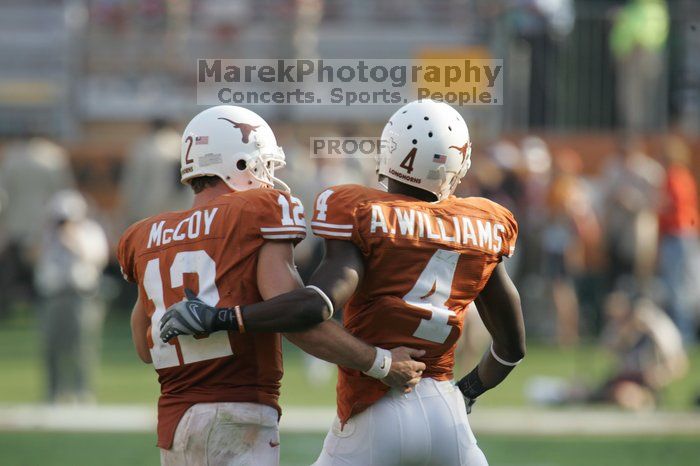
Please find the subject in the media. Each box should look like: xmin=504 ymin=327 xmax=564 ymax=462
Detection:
xmin=1 ymin=0 xmax=700 ymax=465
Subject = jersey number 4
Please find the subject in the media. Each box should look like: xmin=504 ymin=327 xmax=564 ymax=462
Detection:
xmin=399 ymin=148 xmax=417 ymax=174
xmin=144 ymin=250 xmax=233 ymax=369
xmin=403 ymin=249 xmax=459 ymax=344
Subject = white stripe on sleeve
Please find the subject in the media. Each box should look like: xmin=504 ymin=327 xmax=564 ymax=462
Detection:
xmin=260 ymin=226 xmax=307 ymax=233
xmin=262 ymin=233 xmax=306 ymax=240
xmin=310 ymin=221 xmax=353 ymax=230
xmin=311 ymin=229 xmax=352 ymax=238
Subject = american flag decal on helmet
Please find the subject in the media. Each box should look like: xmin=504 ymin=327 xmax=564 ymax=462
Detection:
xmin=195 ymin=136 xmax=209 ymax=145
xmin=433 ymin=153 xmax=447 ymax=164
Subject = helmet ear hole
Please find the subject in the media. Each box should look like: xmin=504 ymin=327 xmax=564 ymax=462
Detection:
xmin=236 ymin=159 xmax=247 ymax=170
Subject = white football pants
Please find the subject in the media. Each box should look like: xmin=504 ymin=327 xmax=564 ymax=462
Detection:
xmin=160 ymin=402 xmax=280 ymax=466
xmin=313 ymin=378 xmax=488 ymax=466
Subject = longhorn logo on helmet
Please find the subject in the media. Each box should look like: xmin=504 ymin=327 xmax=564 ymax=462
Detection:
xmin=217 ymin=117 xmax=260 ymax=143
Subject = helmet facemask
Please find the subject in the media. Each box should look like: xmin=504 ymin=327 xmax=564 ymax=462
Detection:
xmin=441 ymin=142 xmax=472 ymax=200
xmin=246 ymin=132 xmax=289 ymax=192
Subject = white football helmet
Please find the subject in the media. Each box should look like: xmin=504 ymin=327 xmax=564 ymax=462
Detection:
xmin=180 ymin=105 xmax=288 ymax=192
xmin=379 ymin=100 xmax=471 ymax=201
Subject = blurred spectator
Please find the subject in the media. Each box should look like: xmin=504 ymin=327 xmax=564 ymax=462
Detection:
xmin=518 ymin=136 xmax=552 ymax=251
xmin=0 ymin=138 xmax=75 ymax=314
xmin=506 ymin=0 xmax=575 ymax=126
xmin=34 ymin=191 xmax=109 ymax=404
xmin=610 ymin=0 xmax=669 ymax=133
xmin=119 ymin=119 xmax=192 ymax=228
xmin=199 ymin=0 xmax=252 ymax=39
xmin=592 ymin=290 xmax=688 ymax=410
xmin=529 ymin=289 xmax=688 ymax=409
xmin=657 ymin=135 xmax=700 ymax=343
xmin=472 ymin=146 xmax=518 ymax=212
xmin=487 ymin=141 xmax=527 ymax=216
xmin=0 ymin=180 xmax=7 ymax=233
xmin=603 ymin=138 xmax=664 ymax=287
xmin=92 ymin=0 xmax=129 ymax=31
xmin=521 ymin=136 xmax=552 ymax=227
xmin=516 ymin=137 xmax=554 ymax=334
xmin=468 ymin=141 xmax=526 ymax=277
xmin=542 ymin=149 xmax=602 ymax=346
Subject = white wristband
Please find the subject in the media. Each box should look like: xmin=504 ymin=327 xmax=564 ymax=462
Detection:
xmin=305 ymin=285 xmax=334 ymax=319
xmin=363 ymin=347 xmax=392 ymax=379
xmin=490 ymin=342 xmax=522 ymax=367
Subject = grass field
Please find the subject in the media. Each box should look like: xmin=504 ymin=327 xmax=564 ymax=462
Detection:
xmin=1 ymin=431 xmax=699 ymax=466
xmin=1 ymin=311 xmax=699 ymax=466
xmin=2 ymin=311 xmax=699 ymax=409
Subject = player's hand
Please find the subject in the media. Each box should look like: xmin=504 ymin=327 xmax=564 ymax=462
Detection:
xmin=160 ymin=288 xmax=221 ymax=343
xmin=381 ymin=347 xmax=426 ymax=393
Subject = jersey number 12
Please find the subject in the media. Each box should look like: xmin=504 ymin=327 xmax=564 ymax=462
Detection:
xmin=143 ymin=250 xmax=233 ymax=369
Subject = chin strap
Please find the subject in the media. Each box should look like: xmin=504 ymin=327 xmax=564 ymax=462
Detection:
xmin=271 ymin=174 xmax=290 ymax=192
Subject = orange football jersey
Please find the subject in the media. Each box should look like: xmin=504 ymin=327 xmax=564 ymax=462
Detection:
xmin=310 ymin=184 xmax=517 ymax=424
xmin=117 ymin=188 xmax=306 ymax=449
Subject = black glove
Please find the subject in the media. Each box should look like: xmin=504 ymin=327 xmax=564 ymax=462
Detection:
xmin=456 ymin=367 xmax=487 ymax=415
xmin=159 ymin=288 xmax=237 ymax=343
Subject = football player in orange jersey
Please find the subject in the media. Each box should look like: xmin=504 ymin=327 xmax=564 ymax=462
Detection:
xmin=163 ymin=100 xmax=526 ymax=465
xmin=119 ymin=105 xmax=426 ymax=466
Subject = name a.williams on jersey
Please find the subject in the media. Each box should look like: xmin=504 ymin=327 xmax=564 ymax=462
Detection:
xmin=369 ymin=204 xmax=507 ymax=253
xmin=147 ymin=208 xmax=219 ymax=248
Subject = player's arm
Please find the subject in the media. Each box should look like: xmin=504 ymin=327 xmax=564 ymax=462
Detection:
xmin=160 ymin=241 xmax=331 ymax=336
xmin=284 ymin=240 xmax=425 ymax=388
xmin=130 ymin=294 xmax=152 ymax=364
xmin=250 ymin=240 xmax=330 ymax=331
xmin=254 ymin=239 xmax=383 ymax=373
xmin=457 ymin=262 xmax=525 ymax=411
xmin=281 ymin=239 xmax=372 ymax=370
xmin=160 ymin=239 xmax=425 ymax=388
